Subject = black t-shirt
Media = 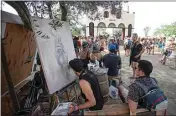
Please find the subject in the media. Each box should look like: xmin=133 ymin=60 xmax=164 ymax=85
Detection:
xmin=131 ymin=43 xmax=143 ymax=56
xmin=79 ymin=70 xmax=104 ymax=111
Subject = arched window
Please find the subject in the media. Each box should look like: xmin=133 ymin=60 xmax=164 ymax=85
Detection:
xmin=97 ymin=22 xmax=106 ymax=35
xmin=118 ymin=23 xmax=125 ymax=40
xmin=116 ymin=10 xmax=122 ymax=19
xmin=108 ymin=23 xmax=116 ymax=28
xmin=97 ymin=22 xmax=106 ymax=28
xmin=104 ymin=11 xmax=109 ymax=18
xmin=128 ymin=24 xmax=132 ymax=37
xmin=118 ymin=23 xmax=125 ymax=28
xmin=89 ymin=22 xmax=94 ymax=36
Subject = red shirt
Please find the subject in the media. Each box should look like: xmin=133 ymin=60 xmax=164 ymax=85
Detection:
xmin=77 ymin=40 xmax=81 ymax=47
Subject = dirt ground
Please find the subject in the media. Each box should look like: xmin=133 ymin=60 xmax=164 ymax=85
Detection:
xmin=119 ymin=46 xmax=176 ymax=115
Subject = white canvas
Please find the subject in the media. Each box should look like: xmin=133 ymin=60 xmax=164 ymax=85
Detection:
xmin=32 ymin=18 xmax=77 ymax=94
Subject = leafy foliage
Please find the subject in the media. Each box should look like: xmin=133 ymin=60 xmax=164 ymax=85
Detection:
xmin=6 ymin=1 xmax=126 ymax=31
xmin=71 ymin=26 xmax=82 ymax=36
xmin=25 ymin=1 xmax=54 ymax=18
xmin=154 ymin=22 xmax=176 ymax=37
xmin=64 ymin=1 xmax=124 ymax=20
xmin=25 ymin=1 xmax=125 ymax=22
xmin=71 ymin=25 xmax=86 ymax=36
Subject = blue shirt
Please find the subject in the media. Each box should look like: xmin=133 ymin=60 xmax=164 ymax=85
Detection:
xmin=113 ymin=43 xmax=119 ymax=51
xmin=103 ymin=53 xmax=121 ymax=76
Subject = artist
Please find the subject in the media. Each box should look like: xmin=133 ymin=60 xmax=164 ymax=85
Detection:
xmin=68 ymin=58 xmax=104 ymax=114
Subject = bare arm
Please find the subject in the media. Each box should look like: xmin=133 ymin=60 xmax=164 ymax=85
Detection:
xmin=139 ymin=47 xmax=145 ymax=56
xmin=128 ymin=98 xmax=138 ymax=116
xmin=78 ymin=80 xmax=96 ymax=110
xmin=169 ymin=43 xmax=176 ymax=50
xmin=118 ymin=56 xmax=122 ymax=69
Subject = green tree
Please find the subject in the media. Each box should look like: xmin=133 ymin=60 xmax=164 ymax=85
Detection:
xmin=71 ymin=26 xmax=82 ymax=36
xmin=81 ymin=25 xmax=86 ymax=36
xmin=5 ymin=1 xmax=126 ymax=31
xmin=154 ymin=22 xmax=176 ymax=37
xmin=71 ymin=25 xmax=86 ymax=36
xmin=143 ymin=26 xmax=151 ymax=37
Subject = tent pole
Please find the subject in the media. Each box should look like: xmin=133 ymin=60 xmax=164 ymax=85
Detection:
xmin=1 ymin=44 xmax=20 ymax=112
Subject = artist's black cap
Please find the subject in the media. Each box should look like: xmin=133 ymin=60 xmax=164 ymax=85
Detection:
xmin=69 ymin=58 xmax=84 ymax=72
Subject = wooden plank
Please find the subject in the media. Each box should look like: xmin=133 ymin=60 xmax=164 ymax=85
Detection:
xmin=103 ymin=103 xmax=128 ymax=109
xmin=84 ymin=103 xmax=130 ymax=115
xmin=137 ymin=108 xmax=149 ymax=113
xmin=1 ymin=23 xmax=36 ymax=95
xmin=1 ymin=94 xmax=13 ymax=116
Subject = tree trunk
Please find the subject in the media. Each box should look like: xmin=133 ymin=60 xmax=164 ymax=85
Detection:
xmin=46 ymin=1 xmax=53 ymax=19
xmin=5 ymin=1 xmax=33 ymax=31
xmin=59 ymin=1 xmax=67 ymax=21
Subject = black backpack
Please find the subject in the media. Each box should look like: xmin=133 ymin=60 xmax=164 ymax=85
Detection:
xmin=135 ymin=78 xmax=167 ymax=111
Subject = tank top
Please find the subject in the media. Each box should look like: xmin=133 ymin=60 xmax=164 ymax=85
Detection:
xmin=79 ymin=70 xmax=104 ymax=111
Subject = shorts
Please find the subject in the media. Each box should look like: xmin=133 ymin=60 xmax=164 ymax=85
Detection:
xmin=131 ymin=57 xmax=141 ymax=62
xmin=126 ymin=45 xmax=131 ymax=50
xmin=75 ymin=48 xmax=79 ymax=53
xmin=163 ymin=50 xmax=172 ymax=56
xmin=129 ymin=56 xmax=140 ymax=66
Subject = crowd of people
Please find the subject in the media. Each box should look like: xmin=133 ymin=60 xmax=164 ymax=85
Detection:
xmin=67 ymin=34 xmax=169 ymax=116
xmin=124 ymin=36 xmax=176 ymax=65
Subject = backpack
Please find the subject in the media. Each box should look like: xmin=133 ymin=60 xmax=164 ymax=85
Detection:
xmin=127 ymin=39 xmax=132 ymax=46
xmin=135 ymin=78 xmax=167 ymax=111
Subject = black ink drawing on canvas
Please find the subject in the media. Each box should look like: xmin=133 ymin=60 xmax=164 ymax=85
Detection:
xmin=32 ymin=18 xmax=76 ymax=94
xmin=55 ymin=36 xmax=71 ymax=80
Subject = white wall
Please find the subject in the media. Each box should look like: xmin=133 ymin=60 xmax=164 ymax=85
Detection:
xmin=86 ymin=10 xmax=135 ymax=37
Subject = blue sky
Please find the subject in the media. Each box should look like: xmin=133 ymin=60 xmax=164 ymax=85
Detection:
xmin=2 ymin=2 xmax=176 ymax=37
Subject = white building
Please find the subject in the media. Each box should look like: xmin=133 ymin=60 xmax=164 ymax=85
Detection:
xmin=86 ymin=8 xmax=135 ymax=40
